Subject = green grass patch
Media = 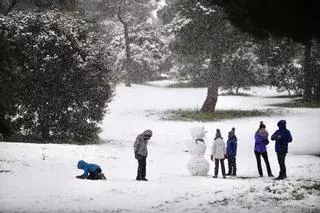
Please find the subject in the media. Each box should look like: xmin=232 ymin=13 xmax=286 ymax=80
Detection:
xmin=163 ymin=109 xmax=273 ymax=122
xmin=270 ymin=99 xmax=320 ymax=108
xmin=167 ymin=82 xmax=205 ymax=88
xmin=219 ymin=92 xmax=252 ymax=97
xmin=265 ymin=94 xmax=302 ymax=99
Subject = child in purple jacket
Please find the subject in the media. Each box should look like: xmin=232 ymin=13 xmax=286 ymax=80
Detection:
xmin=254 ymin=121 xmax=273 ymax=177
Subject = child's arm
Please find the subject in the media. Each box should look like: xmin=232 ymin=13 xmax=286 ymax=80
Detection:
xmin=286 ymin=130 xmax=293 ymax=143
xmin=271 ymin=130 xmax=279 ymax=141
xmin=76 ymin=169 xmax=89 ymax=179
xmin=233 ymin=141 xmax=237 ymax=156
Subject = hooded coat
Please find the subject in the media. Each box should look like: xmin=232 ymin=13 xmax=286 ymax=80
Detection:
xmin=134 ymin=130 xmax=152 ymax=157
xmin=226 ymin=129 xmax=237 ymax=157
xmin=271 ymin=120 xmax=293 ymax=153
xmin=77 ymin=160 xmax=101 ymax=178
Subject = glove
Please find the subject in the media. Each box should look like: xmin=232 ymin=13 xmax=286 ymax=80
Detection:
xmin=135 ymin=152 xmax=140 ymax=160
xmin=210 ymin=155 xmax=213 ymax=161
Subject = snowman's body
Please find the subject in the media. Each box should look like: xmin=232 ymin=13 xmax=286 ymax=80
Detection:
xmin=186 ymin=127 xmax=209 ymax=176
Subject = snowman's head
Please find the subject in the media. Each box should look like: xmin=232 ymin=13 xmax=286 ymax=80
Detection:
xmin=189 ymin=126 xmax=207 ymax=139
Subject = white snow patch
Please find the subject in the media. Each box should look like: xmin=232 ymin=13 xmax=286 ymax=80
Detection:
xmin=1 ymin=82 xmax=319 ymax=212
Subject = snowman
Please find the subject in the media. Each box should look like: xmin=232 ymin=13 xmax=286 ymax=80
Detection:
xmin=186 ymin=126 xmax=209 ymax=176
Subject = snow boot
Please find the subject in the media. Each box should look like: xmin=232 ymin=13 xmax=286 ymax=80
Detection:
xmin=98 ymin=173 xmax=106 ymax=180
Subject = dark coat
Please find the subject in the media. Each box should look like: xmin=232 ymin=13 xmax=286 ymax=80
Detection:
xmin=134 ymin=130 xmax=152 ymax=157
xmin=271 ymin=120 xmax=292 ymax=153
xmin=227 ymin=136 xmax=237 ymax=157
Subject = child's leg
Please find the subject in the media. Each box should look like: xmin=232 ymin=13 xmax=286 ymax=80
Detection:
xmin=220 ymin=159 xmax=226 ymax=176
xmin=214 ymin=158 xmax=219 ymax=176
xmin=233 ymin=157 xmax=237 ymax=176
xmin=227 ymin=157 xmax=232 ymax=175
xmin=255 ymin=151 xmax=263 ymax=176
xmin=262 ymin=152 xmax=273 ymax=176
xmin=88 ymin=167 xmax=102 ymax=180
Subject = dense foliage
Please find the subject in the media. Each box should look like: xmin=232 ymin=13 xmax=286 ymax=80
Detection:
xmin=208 ymin=0 xmax=320 ymax=100
xmin=0 ymin=10 xmax=113 ymax=143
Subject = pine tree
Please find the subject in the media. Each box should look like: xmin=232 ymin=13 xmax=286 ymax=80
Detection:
xmin=160 ymin=0 xmax=244 ymax=112
xmin=0 ymin=10 xmax=113 ymax=143
xmin=209 ymin=0 xmax=320 ymax=101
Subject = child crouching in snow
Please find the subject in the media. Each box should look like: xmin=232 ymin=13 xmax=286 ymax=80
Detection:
xmin=76 ymin=160 xmax=106 ymax=180
xmin=211 ymin=129 xmax=226 ymax=178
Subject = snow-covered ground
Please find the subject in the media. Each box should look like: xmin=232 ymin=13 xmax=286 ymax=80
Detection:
xmin=1 ymin=83 xmax=320 ymax=213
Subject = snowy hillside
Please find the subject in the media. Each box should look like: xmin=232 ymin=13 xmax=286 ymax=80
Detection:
xmin=1 ymin=83 xmax=320 ymax=213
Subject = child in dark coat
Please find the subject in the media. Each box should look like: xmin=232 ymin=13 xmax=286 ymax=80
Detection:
xmin=76 ymin=160 xmax=106 ymax=180
xmin=271 ymin=120 xmax=292 ymax=180
xmin=226 ymin=127 xmax=237 ymax=176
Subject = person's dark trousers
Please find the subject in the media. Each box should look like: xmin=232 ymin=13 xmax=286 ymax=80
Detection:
xmin=277 ymin=152 xmax=287 ymax=178
xmin=87 ymin=167 xmax=102 ymax=180
xmin=255 ymin=151 xmax=273 ymax=176
xmin=137 ymin=156 xmax=147 ymax=180
xmin=214 ymin=159 xmax=226 ymax=176
xmin=227 ymin=156 xmax=236 ymax=175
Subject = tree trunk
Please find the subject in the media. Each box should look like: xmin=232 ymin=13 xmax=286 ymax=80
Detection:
xmin=118 ymin=6 xmax=132 ymax=87
xmin=39 ymin=114 xmax=49 ymax=142
xmin=314 ymin=41 xmax=320 ymax=100
xmin=303 ymin=39 xmax=312 ymax=101
xmin=201 ymin=83 xmax=219 ymax=113
xmin=314 ymin=66 xmax=320 ymax=100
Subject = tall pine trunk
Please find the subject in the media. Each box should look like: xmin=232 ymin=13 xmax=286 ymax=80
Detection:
xmin=118 ymin=7 xmax=132 ymax=87
xmin=39 ymin=111 xmax=49 ymax=142
xmin=201 ymin=57 xmax=222 ymax=113
xmin=303 ymin=39 xmax=312 ymax=101
xmin=314 ymin=41 xmax=320 ymax=100
xmin=201 ymin=83 xmax=219 ymax=112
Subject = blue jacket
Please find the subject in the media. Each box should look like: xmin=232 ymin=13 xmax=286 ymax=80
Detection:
xmin=77 ymin=160 xmax=101 ymax=178
xmin=227 ymin=136 xmax=237 ymax=157
xmin=271 ymin=120 xmax=292 ymax=153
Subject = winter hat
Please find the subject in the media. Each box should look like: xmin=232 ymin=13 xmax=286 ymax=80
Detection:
xmin=228 ymin=127 xmax=235 ymax=138
xmin=259 ymin=121 xmax=266 ymax=129
xmin=215 ymin=129 xmax=222 ymax=139
xmin=277 ymin=120 xmax=286 ymax=128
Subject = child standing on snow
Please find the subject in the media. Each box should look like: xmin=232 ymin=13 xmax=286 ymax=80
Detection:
xmin=254 ymin=121 xmax=273 ymax=177
xmin=76 ymin=160 xmax=106 ymax=180
xmin=134 ymin=129 xmax=153 ymax=181
xmin=271 ymin=120 xmax=292 ymax=180
xmin=226 ymin=127 xmax=237 ymax=176
xmin=211 ymin=129 xmax=226 ymax=178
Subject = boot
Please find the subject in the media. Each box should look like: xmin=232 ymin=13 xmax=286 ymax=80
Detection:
xmin=98 ymin=173 xmax=106 ymax=180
